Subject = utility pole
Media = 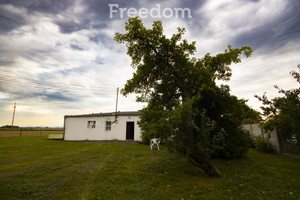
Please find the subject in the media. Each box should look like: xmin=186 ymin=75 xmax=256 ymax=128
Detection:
xmin=115 ymin=87 xmax=119 ymax=122
xmin=11 ymin=102 xmax=16 ymax=128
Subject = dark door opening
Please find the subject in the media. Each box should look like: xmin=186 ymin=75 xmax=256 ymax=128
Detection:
xmin=126 ymin=122 xmax=134 ymax=140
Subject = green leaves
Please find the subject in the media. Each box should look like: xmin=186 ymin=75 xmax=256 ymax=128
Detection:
xmin=256 ymin=65 xmax=300 ymax=144
xmin=115 ymin=17 xmax=253 ymax=100
xmin=203 ymin=45 xmax=253 ymax=81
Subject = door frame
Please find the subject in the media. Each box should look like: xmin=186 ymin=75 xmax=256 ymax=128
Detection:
xmin=126 ymin=121 xmax=134 ymax=140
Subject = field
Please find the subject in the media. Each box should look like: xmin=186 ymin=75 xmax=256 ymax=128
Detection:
xmin=0 ymin=137 xmax=299 ymax=200
xmin=0 ymin=128 xmax=63 ymax=137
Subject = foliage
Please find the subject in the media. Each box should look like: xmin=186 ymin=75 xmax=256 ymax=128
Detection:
xmin=255 ymin=65 xmax=300 ymax=146
xmin=1 ymin=137 xmax=300 ymax=200
xmin=115 ymin=17 xmax=254 ymax=176
xmin=249 ymin=134 xmax=256 ymax=148
xmin=193 ymin=84 xmax=256 ymax=158
xmin=138 ymin=108 xmax=176 ymax=145
xmin=255 ymin=136 xmax=275 ymax=153
xmin=139 ymin=84 xmax=257 ymax=159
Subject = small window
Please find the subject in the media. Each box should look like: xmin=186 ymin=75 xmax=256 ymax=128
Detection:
xmin=87 ymin=121 xmax=96 ymax=128
xmin=106 ymin=121 xmax=111 ymax=131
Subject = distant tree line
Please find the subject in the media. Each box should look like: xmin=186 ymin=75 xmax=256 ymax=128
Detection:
xmin=1 ymin=125 xmax=19 ymax=128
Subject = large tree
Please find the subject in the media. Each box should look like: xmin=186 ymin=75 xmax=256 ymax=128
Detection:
xmin=255 ymin=65 xmax=300 ymax=147
xmin=115 ymin=17 xmax=252 ymax=177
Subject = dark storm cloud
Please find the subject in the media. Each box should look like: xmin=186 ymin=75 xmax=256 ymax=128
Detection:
xmin=0 ymin=0 xmax=75 ymax=33
xmin=55 ymin=20 xmax=89 ymax=34
xmin=85 ymin=0 xmax=139 ymax=19
xmin=178 ymin=0 xmax=206 ymax=15
xmin=70 ymin=44 xmax=84 ymax=51
xmin=41 ymin=92 xmax=77 ymax=102
xmin=0 ymin=0 xmax=110 ymax=34
xmin=0 ymin=6 xmax=26 ymax=33
xmin=1 ymin=0 xmax=73 ymax=14
xmin=232 ymin=0 xmax=300 ymax=53
xmin=0 ymin=0 xmax=205 ymax=34
xmin=53 ymin=0 xmax=141 ymax=33
xmin=24 ymin=91 xmax=77 ymax=102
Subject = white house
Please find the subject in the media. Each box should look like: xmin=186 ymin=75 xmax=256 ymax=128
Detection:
xmin=63 ymin=111 xmax=142 ymax=141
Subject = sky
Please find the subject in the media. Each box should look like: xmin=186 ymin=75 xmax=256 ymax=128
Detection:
xmin=0 ymin=0 xmax=299 ymax=127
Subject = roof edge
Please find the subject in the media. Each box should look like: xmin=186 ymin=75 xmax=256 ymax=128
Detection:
xmin=64 ymin=111 xmax=142 ymax=118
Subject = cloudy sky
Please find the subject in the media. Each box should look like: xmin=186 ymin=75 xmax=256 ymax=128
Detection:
xmin=0 ymin=0 xmax=299 ymax=127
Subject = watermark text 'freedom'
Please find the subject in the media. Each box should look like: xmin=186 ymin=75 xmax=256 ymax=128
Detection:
xmin=109 ymin=4 xmax=192 ymax=19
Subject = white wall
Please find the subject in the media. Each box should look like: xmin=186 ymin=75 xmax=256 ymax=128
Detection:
xmin=64 ymin=115 xmax=141 ymax=141
xmin=268 ymin=128 xmax=280 ymax=153
xmin=242 ymin=124 xmax=280 ymax=153
xmin=242 ymin=124 xmax=264 ymax=137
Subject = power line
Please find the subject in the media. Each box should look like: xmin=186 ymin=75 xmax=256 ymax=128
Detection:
xmin=0 ymin=79 xmax=113 ymax=95
xmin=0 ymin=74 xmax=115 ymax=90
xmin=0 ymin=74 xmax=116 ymax=94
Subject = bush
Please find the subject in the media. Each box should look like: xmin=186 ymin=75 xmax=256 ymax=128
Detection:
xmin=249 ymin=134 xmax=256 ymax=148
xmin=255 ymin=136 xmax=274 ymax=153
xmin=210 ymin=128 xmax=251 ymax=159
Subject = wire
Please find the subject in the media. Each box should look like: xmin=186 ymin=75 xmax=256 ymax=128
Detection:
xmin=0 ymin=74 xmax=115 ymax=90
xmin=0 ymin=74 xmax=117 ymax=95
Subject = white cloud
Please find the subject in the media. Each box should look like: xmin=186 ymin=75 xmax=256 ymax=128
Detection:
xmin=226 ymin=41 xmax=300 ymax=111
xmin=191 ymin=0 xmax=289 ymax=55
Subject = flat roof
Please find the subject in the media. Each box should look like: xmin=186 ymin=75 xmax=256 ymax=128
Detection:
xmin=64 ymin=111 xmax=142 ymax=118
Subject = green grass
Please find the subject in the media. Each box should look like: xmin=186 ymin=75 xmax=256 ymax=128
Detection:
xmin=285 ymin=144 xmax=300 ymax=155
xmin=0 ymin=137 xmax=299 ymax=200
xmin=48 ymin=134 xmax=63 ymax=139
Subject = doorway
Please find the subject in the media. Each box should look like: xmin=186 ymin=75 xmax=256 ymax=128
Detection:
xmin=126 ymin=122 xmax=134 ymax=140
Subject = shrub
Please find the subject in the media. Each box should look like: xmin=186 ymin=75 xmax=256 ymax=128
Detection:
xmin=255 ymin=136 xmax=274 ymax=153
xmin=210 ymin=128 xmax=251 ymax=159
xmin=249 ymin=134 xmax=256 ymax=148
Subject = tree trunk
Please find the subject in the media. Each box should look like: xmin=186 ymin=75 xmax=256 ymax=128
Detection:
xmin=188 ymin=150 xmax=221 ymax=177
xmin=183 ymin=90 xmax=221 ymax=177
xmin=185 ymin=112 xmax=221 ymax=177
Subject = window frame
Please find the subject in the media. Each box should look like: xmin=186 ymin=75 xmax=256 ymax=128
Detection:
xmin=87 ymin=120 xmax=96 ymax=128
xmin=105 ymin=121 xmax=111 ymax=131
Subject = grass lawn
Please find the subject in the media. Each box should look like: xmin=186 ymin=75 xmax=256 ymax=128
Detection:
xmin=0 ymin=137 xmax=299 ymax=200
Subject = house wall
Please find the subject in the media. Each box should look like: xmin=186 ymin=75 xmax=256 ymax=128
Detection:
xmin=269 ymin=127 xmax=280 ymax=152
xmin=64 ymin=115 xmax=141 ymax=141
xmin=242 ymin=124 xmax=264 ymax=137
xmin=242 ymin=123 xmax=280 ymax=153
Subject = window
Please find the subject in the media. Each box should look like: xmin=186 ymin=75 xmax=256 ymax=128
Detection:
xmin=87 ymin=121 xmax=96 ymax=128
xmin=106 ymin=121 xmax=111 ymax=131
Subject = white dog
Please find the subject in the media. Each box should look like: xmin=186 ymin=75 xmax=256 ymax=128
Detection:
xmin=150 ymin=138 xmax=161 ymax=150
